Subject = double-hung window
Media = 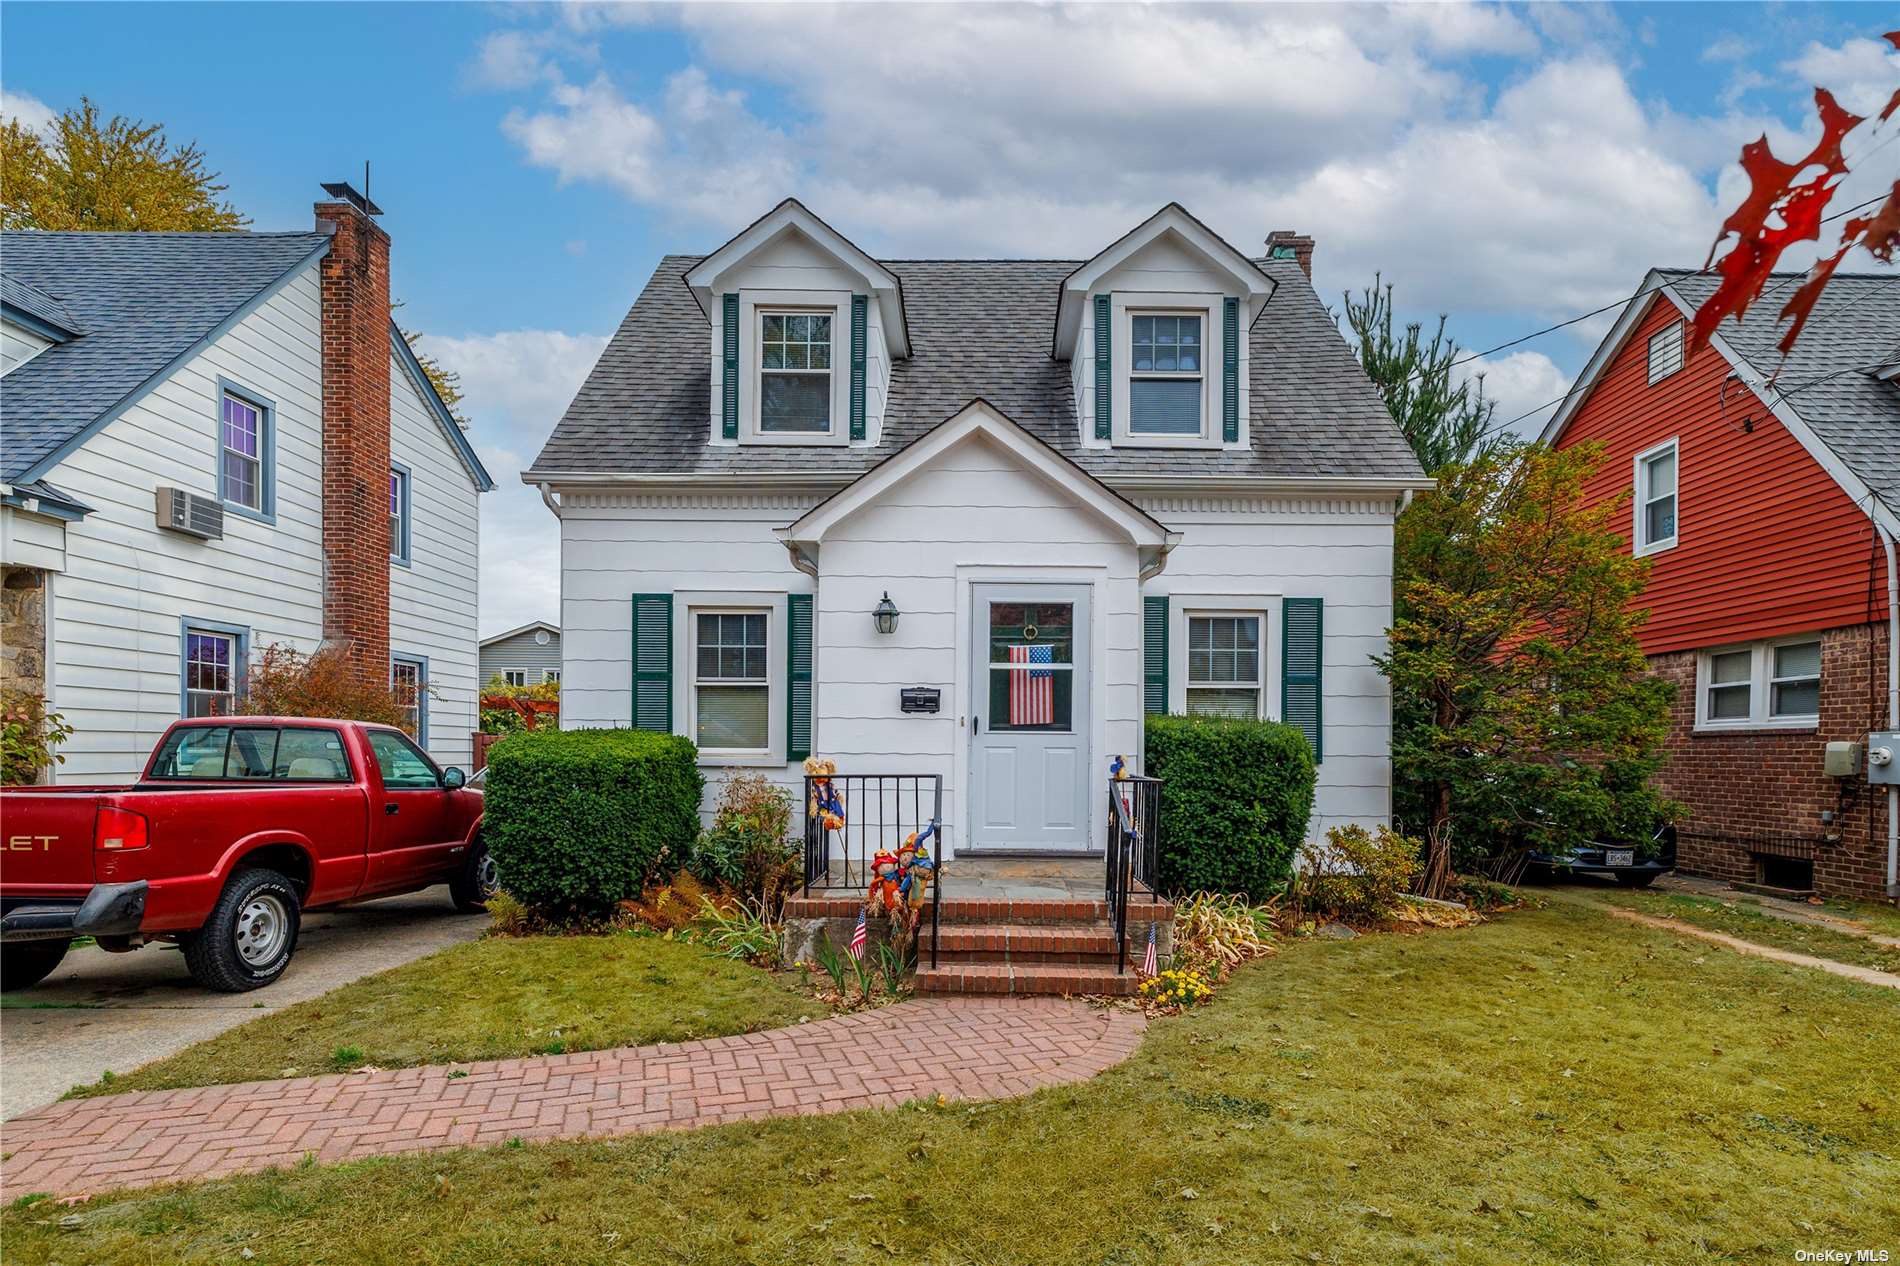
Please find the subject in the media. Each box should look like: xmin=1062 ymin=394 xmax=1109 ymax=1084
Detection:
xmin=1698 ymin=637 xmax=1821 ymax=728
xmin=1634 ymin=439 xmax=1677 ymax=556
xmin=391 ymin=655 xmax=427 ymax=744
xmin=389 ymin=465 xmax=411 ymax=565
xmin=1186 ymin=614 xmax=1262 ymax=718
xmin=218 ymin=385 xmax=271 ymax=517
xmin=183 ymin=625 xmax=243 ymax=717
xmin=759 ymin=311 xmax=832 ymax=433
xmin=544 ymin=669 xmax=561 ymax=684
xmin=1129 ymin=313 xmax=1203 ymax=436
xmin=694 ymin=611 xmax=769 ymax=751
xmin=501 ymin=670 xmax=527 ymax=687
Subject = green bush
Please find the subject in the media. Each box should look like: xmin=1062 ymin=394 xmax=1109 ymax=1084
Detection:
xmin=484 ymin=728 xmax=703 ymax=917
xmin=1291 ymin=824 xmax=1422 ymax=924
xmin=688 ymin=773 xmax=799 ymax=912
xmin=1145 ymin=714 xmax=1316 ymax=899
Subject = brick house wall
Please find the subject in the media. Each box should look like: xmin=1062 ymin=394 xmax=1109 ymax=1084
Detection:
xmin=1649 ymin=621 xmax=1892 ymax=899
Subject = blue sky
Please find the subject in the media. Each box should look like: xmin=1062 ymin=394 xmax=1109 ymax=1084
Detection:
xmin=5 ymin=2 xmax=1896 ymax=634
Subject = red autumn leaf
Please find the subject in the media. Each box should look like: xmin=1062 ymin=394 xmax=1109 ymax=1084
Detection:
xmin=1773 ymin=182 xmax=1900 ymax=355
xmin=1691 ymin=87 xmax=1864 ymax=353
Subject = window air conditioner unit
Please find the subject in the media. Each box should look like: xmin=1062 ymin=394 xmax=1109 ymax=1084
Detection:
xmin=155 ymin=486 xmax=225 ymax=540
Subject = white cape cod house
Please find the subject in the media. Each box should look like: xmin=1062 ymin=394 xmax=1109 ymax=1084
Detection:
xmin=527 ymin=201 xmax=1428 ymax=856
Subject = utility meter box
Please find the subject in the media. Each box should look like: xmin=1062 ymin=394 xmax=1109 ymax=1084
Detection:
xmin=1824 ymin=741 xmax=1862 ymax=778
xmin=1869 ymin=733 xmax=1900 ymax=786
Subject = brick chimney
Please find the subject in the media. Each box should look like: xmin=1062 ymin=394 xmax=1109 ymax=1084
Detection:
xmin=314 ymin=183 xmax=391 ymax=685
xmin=1265 ymin=230 xmax=1315 ymax=279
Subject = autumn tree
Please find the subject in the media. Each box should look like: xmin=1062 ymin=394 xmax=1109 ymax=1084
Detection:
xmin=1376 ymin=442 xmax=1676 ymax=889
xmin=1343 ymin=275 xmax=1501 ymax=474
xmin=400 ymin=328 xmax=468 ymax=425
xmin=238 ymin=644 xmax=407 ymax=730
xmin=1 ymin=97 xmax=246 ymax=232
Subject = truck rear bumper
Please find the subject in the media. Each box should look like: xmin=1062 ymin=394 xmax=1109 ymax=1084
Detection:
xmin=1 ymin=881 xmax=149 ymax=942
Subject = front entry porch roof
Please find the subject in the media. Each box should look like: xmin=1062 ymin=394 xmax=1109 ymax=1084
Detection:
xmin=774 ymin=398 xmax=1180 ymax=566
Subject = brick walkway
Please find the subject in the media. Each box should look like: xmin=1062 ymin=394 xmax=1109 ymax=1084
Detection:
xmin=0 ymin=997 xmax=1144 ymax=1200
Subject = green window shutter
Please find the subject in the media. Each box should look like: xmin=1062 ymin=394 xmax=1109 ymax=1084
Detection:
xmin=786 ymin=593 xmax=813 ymax=760
xmin=1282 ymin=597 xmax=1323 ymax=762
xmin=849 ymin=295 xmax=867 ymax=442
xmin=1093 ymin=293 xmax=1112 ymax=441
xmin=721 ymin=294 xmax=739 ymax=440
xmin=1143 ymin=595 xmax=1168 ymax=715
xmin=631 ymin=593 xmax=673 ymax=732
xmin=1222 ymin=297 xmax=1240 ymax=444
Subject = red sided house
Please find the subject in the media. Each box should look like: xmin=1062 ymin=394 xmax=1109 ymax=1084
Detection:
xmin=1542 ymin=269 xmax=1899 ymax=902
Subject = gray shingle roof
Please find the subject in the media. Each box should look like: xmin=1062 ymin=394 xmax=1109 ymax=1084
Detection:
xmin=1 ymin=274 xmax=83 ymax=337
xmin=1 ymin=230 xmax=330 ymax=481
xmin=1662 ymin=269 xmax=1900 ymax=515
xmin=528 ymin=255 xmax=1424 ymax=482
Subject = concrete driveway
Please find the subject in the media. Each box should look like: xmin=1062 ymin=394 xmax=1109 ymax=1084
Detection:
xmin=1 ymin=888 xmax=487 ymax=1120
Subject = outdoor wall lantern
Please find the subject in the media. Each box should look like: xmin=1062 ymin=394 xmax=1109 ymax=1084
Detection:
xmin=873 ymin=591 xmax=900 ymax=635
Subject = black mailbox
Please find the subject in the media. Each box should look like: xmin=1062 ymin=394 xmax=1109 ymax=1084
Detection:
xmin=900 ymin=687 xmax=942 ymax=714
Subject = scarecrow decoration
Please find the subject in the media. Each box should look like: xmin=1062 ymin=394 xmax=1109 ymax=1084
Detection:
xmin=804 ymin=756 xmax=845 ymax=830
xmin=865 ymin=849 xmax=903 ymax=918
xmin=897 ymin=822 xmax=938 ymax=929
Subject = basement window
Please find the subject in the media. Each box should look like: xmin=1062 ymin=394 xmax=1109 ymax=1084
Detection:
xmin=1696 ymin=636 xmax=1822 ymax=729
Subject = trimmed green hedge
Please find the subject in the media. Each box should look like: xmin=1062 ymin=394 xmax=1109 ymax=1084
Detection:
xmin=1145 ymin=714 xmax=1316 ymax=899
xmin=484 ymin=728 xmax=703 ymax=916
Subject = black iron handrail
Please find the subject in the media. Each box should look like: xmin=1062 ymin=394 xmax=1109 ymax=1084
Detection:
xmin=802 ymin=773 xmax=945 ymax=968
xmin=1105 ymin=775 xmax=1161 ymax=974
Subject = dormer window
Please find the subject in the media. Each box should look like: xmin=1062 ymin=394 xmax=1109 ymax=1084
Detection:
xmin=1129 ymin=313 xmax=1203 ymax=436
xmin=760 ymin=311 xmax=833 ymax=433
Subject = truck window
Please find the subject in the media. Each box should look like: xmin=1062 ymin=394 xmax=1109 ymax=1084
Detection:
xmin=150 ymin=726 xmax=234 ymax=779
xmin=227 ymin=728 xmax=279 ymax=778
xmin=274 ymin=728 xmax=351 ymax=781
xmin=365 ymin=729 xmax=441 ymax=790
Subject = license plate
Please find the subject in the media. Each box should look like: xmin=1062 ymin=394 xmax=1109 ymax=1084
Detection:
xmin=1604 ymin=848 xmax=1635 ymax=868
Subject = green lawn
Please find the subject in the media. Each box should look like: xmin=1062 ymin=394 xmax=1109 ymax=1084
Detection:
xmin=1599 ymin=888 xmax=1900 ymax=975
xmin=9 ymin=902 xmax=1897 ymax=1265
xmin=65 ymin=933 xmax=827 ymax=1097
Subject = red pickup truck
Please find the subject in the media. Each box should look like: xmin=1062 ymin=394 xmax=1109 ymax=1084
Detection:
xmin=1 ymin=718 xmax=491 ymax=993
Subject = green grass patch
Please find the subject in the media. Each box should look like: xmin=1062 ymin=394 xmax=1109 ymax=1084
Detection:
xmin=1601 ymin=888 xmax=1900 ymax=975
xmin=63 ymin=934 xmax=825 ymax=1098
xmin=9 ymin=903 xmax=1897 ymax=1264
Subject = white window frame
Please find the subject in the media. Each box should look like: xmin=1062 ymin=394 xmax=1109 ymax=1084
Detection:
xmin=1166 ymin=596 xmax=1279 ymax=719
xmin=1647 ymin=320 xmax=1685 ymax=385
xmin=678 ymin=595 xmax=784 ymax=764
xmin=543 ymin=669 xmax=561 ymax=684
xmin=501 ymin=670 xmax=527 ymax=688
xmin=1110 ymin=291 xmax=1223 ymax=450
xmin=1183 ymin=611 xmax=1267 ymax=719
xmin=1694 ymin=634 xmax=1822 ymax=731
xmin=738 ymin=291 xmax=851 ymax=447
xmin=1126 ymin=309 xmax=1206 ymax=440
xmin=1632 ymin=437 xmax=1679 ymax=557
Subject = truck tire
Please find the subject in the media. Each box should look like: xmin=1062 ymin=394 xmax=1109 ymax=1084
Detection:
xmin=2 ymin=939 xmax=72 ymax=992
xmin=182 ymin=869 xmax=301 ymax=992
xmin=449 ymin=839 xmax=498 ymax=912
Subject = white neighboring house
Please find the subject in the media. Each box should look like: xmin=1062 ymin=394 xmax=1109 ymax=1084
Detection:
xmin=478 ymin=621 xmax=562 ymax=687
xmin=0 ymin=184 xmax=493 ymax=779
xmin=527 ymin=200 xmax=1430 ymax=854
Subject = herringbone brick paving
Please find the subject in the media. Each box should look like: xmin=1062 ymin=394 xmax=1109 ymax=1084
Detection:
xmin=0 ymin=997 xmax=1143 ymax=1200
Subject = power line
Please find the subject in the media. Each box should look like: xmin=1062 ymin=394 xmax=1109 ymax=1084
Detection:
xmin=1411 ymin=189 xmax=1896 ymax=385
xmin=1475 ymin=273 xmax=1900 ymax=444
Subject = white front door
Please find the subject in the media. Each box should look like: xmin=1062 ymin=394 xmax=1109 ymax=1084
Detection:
xmin=969 ymin=583 xmax=1091 ymax=851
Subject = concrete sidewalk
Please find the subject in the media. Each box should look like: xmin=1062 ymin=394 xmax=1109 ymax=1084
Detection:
xmin=1 ymin=888 xmax=486 ymax=1120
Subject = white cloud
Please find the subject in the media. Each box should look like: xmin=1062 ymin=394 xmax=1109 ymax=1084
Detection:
xmin=412 ymin=330 xmax=610 ymax=637
xmin=1380 ymin=2 xmax=1539 ymax=57
xmin=1461 ymin=349 xmax=1572 ymax=438
xmin=1701 ymin=33 xmax=1749 ymax=64
xmin=0 ymin=89 xmax=55 ymax=138
xmin=1785 ymin=35 xmax=1900 ymax=118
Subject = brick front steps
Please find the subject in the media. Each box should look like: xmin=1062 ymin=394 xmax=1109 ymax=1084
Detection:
xmin=783 ymin=893 xmax=1173 ymax=997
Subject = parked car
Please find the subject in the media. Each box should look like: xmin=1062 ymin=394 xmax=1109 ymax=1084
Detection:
xmin=1525 ymin=824 xmax=1677 ymax=888
xmin=0 ymin=718 xmax=493 ymax=993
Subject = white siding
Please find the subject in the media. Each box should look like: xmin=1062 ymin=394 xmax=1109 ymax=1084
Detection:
xmin=1137 ymin=493 xmax=1397 ymax=839
xmin=2 ymin=320 xmax=55 ymax=375
xmin=390 ymin=355 xmax=481 ymax=770
xmin=40 ymin=264 xmax=328 ymax=781
xmin=1 ymin=506 xmax=68 ymax=573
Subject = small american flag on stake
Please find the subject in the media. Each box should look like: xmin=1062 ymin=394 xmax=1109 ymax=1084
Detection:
xmin=1142 ymin=922 xmax=1158 ymax=977
xmin=1007 ymin=643 xmax=1054 ymax=726
xmin=849 ymin=910 xmax=868 ymax=960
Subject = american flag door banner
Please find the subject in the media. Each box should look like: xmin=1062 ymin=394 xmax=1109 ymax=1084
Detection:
xmin=1007 ymin=643 xmax=1054 ymax=726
